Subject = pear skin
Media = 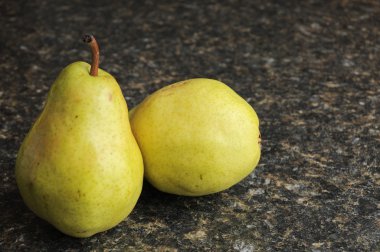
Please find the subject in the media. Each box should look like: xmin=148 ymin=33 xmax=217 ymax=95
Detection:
xmin=130 ymin=78 xmax=260 ymax=196
xmin=16 ymin=39 xmax=143 ymax=238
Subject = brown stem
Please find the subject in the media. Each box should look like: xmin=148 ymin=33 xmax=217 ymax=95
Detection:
xmin=82 ymin=34 xmax=99 ymax=76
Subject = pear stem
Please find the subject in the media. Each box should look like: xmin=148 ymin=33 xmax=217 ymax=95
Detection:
xmin=83 ymin=34 xmax=99 ymax=76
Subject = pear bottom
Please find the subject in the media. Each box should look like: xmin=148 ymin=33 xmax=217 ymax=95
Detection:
xmin=16 ymin=172 xmax=142 ymax=238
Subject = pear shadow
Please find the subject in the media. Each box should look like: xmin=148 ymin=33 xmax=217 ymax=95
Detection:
xmin=138 ymin=179 xmax=223 ymax=206
xmin=131 ymin=179 xmax=226 ymax=223
xmin=1 ymin=187 xmax=56 ymax=236
xmin=0 ymin=185 xmax=89 ymax=249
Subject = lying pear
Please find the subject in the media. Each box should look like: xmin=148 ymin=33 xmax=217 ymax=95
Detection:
xmin=15 ymin=35 xmax=143 ymax=237
xmin=129 ymin=78 xmax=261 ymax=196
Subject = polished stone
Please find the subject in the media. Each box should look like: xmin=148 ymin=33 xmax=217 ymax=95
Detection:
xmin=0 ymin=0 xmax=379 ymax=251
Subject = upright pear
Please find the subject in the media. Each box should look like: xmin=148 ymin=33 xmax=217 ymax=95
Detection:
xmin=130 ymin=78 xmax=261 ymax=196
xmin=15 ymin=35 xmax=143 ymax=237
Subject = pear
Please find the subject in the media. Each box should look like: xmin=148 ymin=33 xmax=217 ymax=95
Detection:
xmin=15 ymin=35 xmax=143 ymax=238
xmin=129 ymin=78 xmax=260 ymax=196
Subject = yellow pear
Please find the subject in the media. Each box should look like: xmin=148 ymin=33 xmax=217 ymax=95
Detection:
xmin=130 ymin=78 xmax=260 ymax=196
xmin=15 ymin=35 xmax=143 ymax=237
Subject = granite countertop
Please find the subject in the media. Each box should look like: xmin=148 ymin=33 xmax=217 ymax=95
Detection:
xmin=1 ymin=0 xmax=379 ymax=251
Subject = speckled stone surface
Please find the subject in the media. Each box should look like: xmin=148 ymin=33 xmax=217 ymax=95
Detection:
xmin=1 ymin=0 xmax=379 ymax=251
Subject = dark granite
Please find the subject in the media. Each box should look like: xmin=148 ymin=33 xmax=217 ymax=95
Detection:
xmin=1 ymin=0 xmax=379 ymax=251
